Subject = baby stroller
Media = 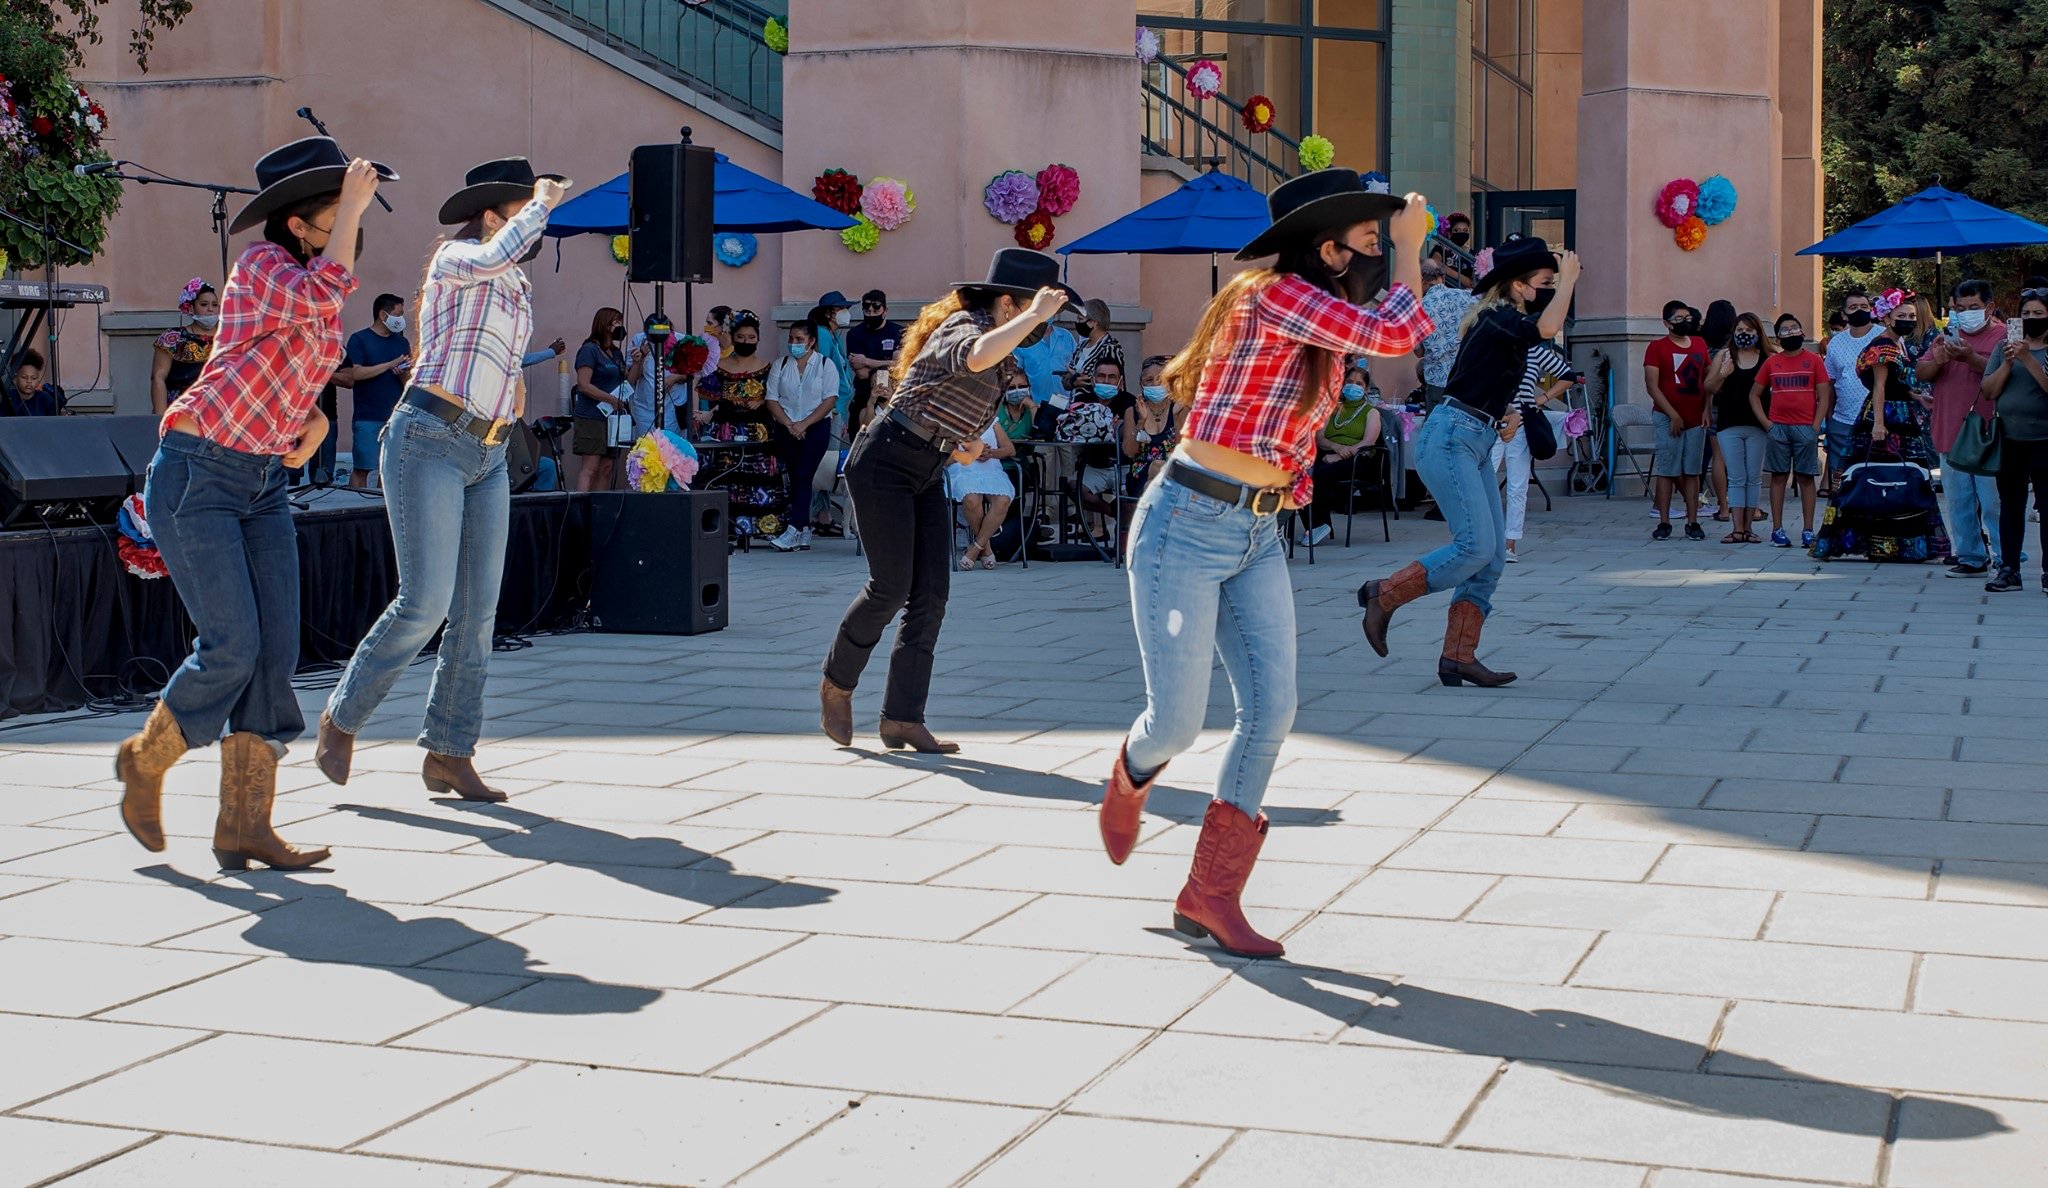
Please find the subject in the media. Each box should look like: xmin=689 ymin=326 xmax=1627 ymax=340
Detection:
xmin=1810 ymin=455 xmax=1941 ymax=563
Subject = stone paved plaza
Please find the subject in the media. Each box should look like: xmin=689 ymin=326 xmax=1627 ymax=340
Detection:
xmin=3 ymin=493 xmax=2046 ymax=1187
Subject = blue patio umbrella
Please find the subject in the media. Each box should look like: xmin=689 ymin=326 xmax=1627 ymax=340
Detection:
xmin=1798 ymin=185 xmax=2048 ymax=261
xmin=1058 ymin=170 xmax=1270 ymax=292
xmin=544 ymin=152 xmax=856 ymax=237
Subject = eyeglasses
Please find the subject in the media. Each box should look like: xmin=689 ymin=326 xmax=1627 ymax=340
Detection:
xmin=2021 ymin=288 xmax=2048 ymax=303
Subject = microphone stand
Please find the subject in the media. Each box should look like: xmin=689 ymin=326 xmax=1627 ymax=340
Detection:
xmin=100 ymin=168 xmax=258 ymax=284
xmin=295 ymin=107 xmax=393 ymax=213
xmin=0 ymin=203 xmax=90 ymax=392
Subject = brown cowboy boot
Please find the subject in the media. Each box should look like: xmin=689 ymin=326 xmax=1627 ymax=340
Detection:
xmin=1358 ymin=562 xmax=1429 ymax=658
xmin=1437 ymin=601 xmax=1518 ymax=688
xmin=820 ymin=678 xmax=854 ymax=746
xmin=213 ymin=732 xmax=331 ymax=871
xmin=879 ymin=717 xmax=960 ymax=754
xmin=1172 ymin=800 xmax=1285 ymax=958
xmin=423 ymin=752 xmax=508 ymax=802
xmin=115 ymin=701 xmax=188 ymax=852
xmin=1099 ymin=745 xmax=1166 ymax=866
xmin=313 ymin=712 xmax=354 ymax=786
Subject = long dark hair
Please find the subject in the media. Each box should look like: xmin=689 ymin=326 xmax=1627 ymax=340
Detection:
xmin=262 ymin=192 xmax=342 ymax=266
xmin=585 ymin=306 xmax=625 ymax=354
xmin=1165 ymin=227 xmax=1367 ymax=413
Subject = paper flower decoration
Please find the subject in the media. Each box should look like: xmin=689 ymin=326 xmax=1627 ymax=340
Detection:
xmin=609 ymin=234 xmax=630 ymax=264
xmin=1472 ymin=247 xmax=1496 ymax=280
xmin=1185 ymin=59 xmax=1222 ymax=100
xmin=178 ymin=276 xmax=207 ymax=310
xmin=627 ymin=431 xmax=702 ymax=493
xmin=1563 ymin=407 xmax=1591 ymax=439
xmin=1241 ymin=94 xmax=1275 ymax=134
xmin=670 ymin=334 xmax=711 ymax=379
xmin=1035 ymin=164 xmax=1080 ymax=217
xmin=1696 ymin=175 xmax=1738 ymax=225
xmin=1655 ymin=178 xmax=1700 ymax=229
xmin=1874 ymin=287 xmax=1907 ymax=319
xmin=861 ymin=177 xmax=915 ymax=231
xmin=841 ymin=214 xmax=880 ymax=253
xmin=1674 ymin=215 xmax=1707 ymax=251
xmin=813 ymin=168 xmax=863 ymax=214
xmin=1426 ymin=204 xmax=1442 ymax=235
xmin=984 ymin=170 xmax=1040 ymax=223
xmin=1015 ymin=210 xmax=1056 ymax=250
xmin=763 ymin=17 xmax=788 ymax=54
xmin=714 ymin=232 xmax=756 ymax=267
xmin=1361 ymin=170 xmax=1390 ymax=195
xmin=1136 ymin=27 xmax=1160 ymax=64
xmin=1298 ymin=134 xmax=1335 ymax=172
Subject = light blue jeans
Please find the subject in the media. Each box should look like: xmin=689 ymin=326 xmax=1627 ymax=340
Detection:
xmin=1717 ymin=425 xmax=1769 ymax=511
xmin=1415 ymin=404 xmax=1507 ymax=615
xmin=1938 ymin=452 xmax=2002 ymax=568
xmin=1123 ymin=473 xmax=1298 ymax=817
xmin=327 ymin=403 xmax=510 ymax=757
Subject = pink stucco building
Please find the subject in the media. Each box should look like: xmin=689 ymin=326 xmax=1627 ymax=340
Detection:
xmin=51 ymin=0 xmax=1821 ymax=422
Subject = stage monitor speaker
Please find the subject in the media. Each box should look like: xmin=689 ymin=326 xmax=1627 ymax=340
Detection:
xmin=103 ymin=414 xmax=165 ymax=487
xmin=0 ymin=416 xmax=133 ymax=528
xmin=588 ymin=489 xmax=728 ymax=635
xmin=627 ymin=143 xmax=715 ymax=284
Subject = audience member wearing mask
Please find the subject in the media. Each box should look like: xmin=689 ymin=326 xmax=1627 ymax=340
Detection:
xmin=1753 ymin=313 xmax=1829 ymax=549
xmin=1822 ymin=290 xmax=1883 ymax=489
xmin=764 ymin=321 xmax=842 ymax=553
xmin=1121 ymin=355 xmax=1181 ymax=495
xmin=1704 ymin=311 xmax=1771 ymax=544
xmin=845 ymin=289 xmax=905 ymax=436
xmin=1065 ymin=298 xmax=1126 ymax=394
xmin=993 ymin=359 xmax=1036 ymax=443
xmin=1981 ymin=290 xmax=2048 ymax=593
xmin=571 ymin=306 xmax=635 ymax=491
xmin=341 ymin=293 xmax=413 ymax=489
xmin=809 ymin=291 xmax=859 ymax=426
xmin=1072 ymin=357 xmax=1135 ymax=541
xmin=1300 ymin=365 xmax=1381 ymax=546
xmin=152 ymin=279 xmax=220 ymax=415
xmin=1917 ymin=279 xmax=2004 ymax=576
xmin=1010 ymin=305 xmax=1079 ymax=409
xmin=1644 ymin=299 xmax=1711 ymax=540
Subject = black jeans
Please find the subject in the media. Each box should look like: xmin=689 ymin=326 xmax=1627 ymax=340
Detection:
xmin=783 ymin=420 xmax=835 ymax=529
xmin=824 ymin=418 xmax=952 ymax=721
xmin=1995 ymin=436 xmax=2048 ymax=574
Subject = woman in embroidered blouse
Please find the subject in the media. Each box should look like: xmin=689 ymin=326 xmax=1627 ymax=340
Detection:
xmin=115 ymin=138 xmax=385 ymax=871
xmin=1096 ymin=170 xmax=1434 ymax=959
xmin=1120 ymin=355 xmax=1180 ymax=492
xmin=150 ymin=278 xmax=218 ymax=414
xmin=315 ymin=158 xmax=568 ymax=805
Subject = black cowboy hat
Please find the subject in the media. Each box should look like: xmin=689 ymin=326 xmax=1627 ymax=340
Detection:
xmin=953 ymin=248 xmax=1081 ymax=307
xmin=1473 ymin=233 xmax=1560 ymax=295
xmin=1236 ymin=168 xmax=1407 ymax=261
xmin=229 ymin=137 xmax=398 ymax=235
xmin=439 ymin=157 xmax=571 ymax=226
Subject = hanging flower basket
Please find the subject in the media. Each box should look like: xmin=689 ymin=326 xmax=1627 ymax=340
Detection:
xmin=1297 ymin=134 xmax=1335 ymax=172
xmin=812 ymin=168 xmax=863 ymax=214
xmin=1674 ymin=215 xmax=1707 ymax=251
xmin=841 ymin=214 xmax=880 ymax=253
xmin=1696 ymin=175 xmax=1738 ymax=226
xmin=1185 ymin=59 xmax=1222 ymax=100
xmin=1241 ymin=94 xmax=1275 ymax=135
xmin=610 ymin=234 xmax=630 ymax=264
xmin=1035 ymin=164 xmax=1080 ymax=217
xmin=1015 ymin=210 xmax=1056 ymax=251
xmin=861 ymin=177 xmax=915 ymax=231
xmin=714 ymin=232 xmax=756 ymax=267
xmin=1655 ymin=178 xmax=1700 ymax=229
xmin=983 ymin=171 xmax=1040 ymax=223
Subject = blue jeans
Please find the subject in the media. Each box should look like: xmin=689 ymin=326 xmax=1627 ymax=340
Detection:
xmin=1415 ymin=404 xmax=1507 ymax=616
xmin=1938 ymin=453 xmax=2002 ymax=568
xmin=144 ymin=431 xmax=303 ymax=747
xmin=1123 ymin=474 xmax=1298 ymax=817
xmin=326 ymin=404 xmax=510 ymax=757
xmin=350 ymin=420 xmax=384 ymax=475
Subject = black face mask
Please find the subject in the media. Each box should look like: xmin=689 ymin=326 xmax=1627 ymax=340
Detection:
xmin=1779 ymin=333 xmax=1805 ymax=352
xmin=1846 ymin=310 xmax=1873 ymax=328
xmin=1893 ymin=320 xmax=1917 ymax=336
xmin=1332 ymin=247 xmax=1386 ymax=306
xmin=2024 ymin=316 xmax=2048 ymax=340
xmin=1448 ymin=230 xmax=1470 ymax=247
xmin=1733 ymin=332 xmax=1760 ymax=349
xmin=1526 ymin=286 xmax=1557 ymax=314
xmin=1670 ymin=319 xmax=1698 ymax=337
xmin=732 ymin=341 xmax=758 ymax=357
xmin=610 ymin=327 xmax=627 ymax=343
xmin=863 ymin=314 xmax=885 ymax=329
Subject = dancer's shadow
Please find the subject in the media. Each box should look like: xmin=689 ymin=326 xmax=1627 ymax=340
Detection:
xmin=337 ymin=802 xmax=838 ymax=911
xmin=139 ymin=865 xmax=661 ymax=1014
xmin=1169 ymin=945 xmax=2009 ymax=1141
xmin=868 ymin=752 xmax=1342 ymax=828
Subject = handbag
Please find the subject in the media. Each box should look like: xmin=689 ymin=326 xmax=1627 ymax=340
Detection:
xmin=1520 ymin=402 xmax=1559 ymax=460
xmin=604 ymin=382 xmax=637 ymax=448
xmin=1946 ymin=409 xmax=2002 ymax=476
xmin=1835 ymin=460 xmax=1935 ymax=522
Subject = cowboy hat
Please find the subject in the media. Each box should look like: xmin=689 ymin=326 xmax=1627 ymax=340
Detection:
xmin=229 ymin=137 xmax=398 ymax=235
xmin=1235 ymin=168 xmax=1406 ymax=261
xmin=1472 ymin=233 xmax=1559 ymax=295
xmin=439 ymin=157 xmax=571 ymax=226
xmin=953 ymin=248 xmax=1081 ymax=307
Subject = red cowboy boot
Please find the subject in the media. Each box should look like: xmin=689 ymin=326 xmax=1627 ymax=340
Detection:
xmin=1358 ymin=561 xmax=1428 ymax=657
xmin=1172 ymin=800 xmax=1284 ymax=958
xmin=1437 ymin=601 xmax=1518 ymax=687
xmin=1099 ymin=745 xmax=1165 ymax=865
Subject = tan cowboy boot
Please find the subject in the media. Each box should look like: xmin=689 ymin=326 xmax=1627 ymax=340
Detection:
xmin=879 ymin=717 xmax=960 ymax=754
xmin=213 ymin=733 xmax=331 ymax=871
xmin=313 ymin=712 xmax=354 ymax=785
xmin=1358 ymin=562 xmax=1429 ymax=658
xmin=423 ymin=753 xmax=508 ymax=802
xmin=115 ymin=701 xmax=188 ymax=852
xmin=1437 ymin=601 xmax=1518 ymax=688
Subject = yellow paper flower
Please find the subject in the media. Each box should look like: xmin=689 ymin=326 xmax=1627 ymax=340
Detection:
xmin=841 ymin=214 xmax=880 ymax=253
xmin=610 ymin=235 xmax=630 ymax=264
xmin=1298 ymin=135 xmax=1335 ymax=172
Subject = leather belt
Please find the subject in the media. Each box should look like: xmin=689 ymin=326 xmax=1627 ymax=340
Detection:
xmin=402 ymin=388 xmax=514 ymax=446
xmin=1440 ymin=396 xmax=1500 ymax=429
xmin=883 ymin=408 xmax=963 ymax=455
xmin=1164 ymin=459 xmax=1288 ymax=516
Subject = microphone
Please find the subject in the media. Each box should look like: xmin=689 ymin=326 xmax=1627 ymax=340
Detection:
xmin=295 ymin=106 xmax=313 ymax=119
xmin=74 ymin=161 xmax=120 ymax=176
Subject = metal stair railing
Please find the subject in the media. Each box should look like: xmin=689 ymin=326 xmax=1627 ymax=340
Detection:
xmin=1141 ymin=56 xmax=1302 ymax=193
xmin=525 ymin=0 xmax=784 ymax=129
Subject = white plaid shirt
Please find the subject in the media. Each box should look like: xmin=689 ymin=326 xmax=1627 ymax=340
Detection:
xmin=408 ymin=196 xmax=554 ymax=422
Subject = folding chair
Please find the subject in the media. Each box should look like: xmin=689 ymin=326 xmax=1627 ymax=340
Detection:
xmin=1606 ymin=402 xmax=1658 ymax=499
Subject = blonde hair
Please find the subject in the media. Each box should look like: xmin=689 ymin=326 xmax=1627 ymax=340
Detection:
xmin=1458 ymin=294 xmax=1516 ymax=341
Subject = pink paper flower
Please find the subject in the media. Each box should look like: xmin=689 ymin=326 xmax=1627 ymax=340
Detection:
xmin=861 ymin=177 xmax=915 ymax=231
xmin=1655 ymin=178 xmax=1700 ymax=229
xmin=1035 ymin=164 xmax=1080 ymax=217
xmin=1186 ymin=59 xmax=1222 ymax=100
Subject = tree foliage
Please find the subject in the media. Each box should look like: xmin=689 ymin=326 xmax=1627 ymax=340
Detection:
xmin=1822 ymin=0 xmax=2048 ymax=305
xmin=10 ymin=0 xmax=194 ymax=73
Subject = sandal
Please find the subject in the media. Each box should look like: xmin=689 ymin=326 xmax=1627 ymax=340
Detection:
xmin=958 ymin=545 xmax=980 ymax=571
xmin=1721 ymin=532 xmax=1744 ymax=544
xmin=1743 ymin=532 xmax=1764 ymax=543
xmin=1712 ymin=511 xmax=1731 ymax=523
xmin=980 ymin=550 xmax=996 ymax=570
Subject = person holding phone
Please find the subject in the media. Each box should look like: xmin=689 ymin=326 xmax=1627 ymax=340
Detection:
xmin=571 ymin=306 xmax=634 ymax=490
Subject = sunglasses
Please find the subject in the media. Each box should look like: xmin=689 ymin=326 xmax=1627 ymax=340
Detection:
xmin=861 ymin=301 xmax=885 ymax=310
xmin=2021 ymin=288 xmax=2048 ymax=303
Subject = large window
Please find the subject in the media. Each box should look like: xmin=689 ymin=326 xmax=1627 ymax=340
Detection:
xmin=1470 ymin=0 xmax=1534 ymax=191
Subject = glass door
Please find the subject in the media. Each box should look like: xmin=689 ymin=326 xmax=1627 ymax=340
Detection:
xmin=1479 ymin=189 xmax=1575 ymax=251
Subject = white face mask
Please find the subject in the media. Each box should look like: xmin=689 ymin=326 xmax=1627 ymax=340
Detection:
xmin=383 ymin=314 xmax=406 ymax=334
xmin=1950 ymin=308 xmax=1987 ymax=334
xmin=834 ymin=309 xmax=852 ymax=328
xmin=189 ymin=312 xmax=219 ymax=329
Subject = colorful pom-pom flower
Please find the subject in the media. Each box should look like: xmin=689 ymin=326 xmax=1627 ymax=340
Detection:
xmin=861 ymin=177 xmax=915 ymax=231
xmin=812 ymin=168 xmax=863 ymax=215
xmin=1035 ymin=164 xmax=1080 ymax=217
xmin=763 ymin=17 xmax=788 ymax=54
xmin=1241 ymin=94 xmax=1275 ymax=135
xmin=1015 ymin=210 xmax=1056 ymax=250
xmin=1696 ymin=174 xmax=1738 ymax=226
xmin=714 ymin=232 xmax=756 ymax=268
xmin=983 ymin=171 xmax=1040 ymax=223
xmin=1136 ymin=27 xmax=1161 ymax=65
xmin=1655 ymin=178 xmax=1700 ymax=229
xmin=610 ymin=234 xmax=630 ymax=265
xmin=1674 ymin=215 xmax=1707 ymax=252
xmin=1298 ymin=135 xmax=1335 ymax=172
xmin=1185 ymin=59 xmax=1223 ymax=100
xmin=841 ymin=214 xmax=880 ymax=253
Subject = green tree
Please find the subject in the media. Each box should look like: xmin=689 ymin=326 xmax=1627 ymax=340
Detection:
xmin=11 ymin=0 xmax=194 ymax=73
xmin=1822 ymin=0 xmax=2048 ymax=306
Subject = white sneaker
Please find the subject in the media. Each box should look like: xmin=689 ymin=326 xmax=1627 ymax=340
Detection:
xmin=798 ymin=527 xmax=814 ymax=550
xmin=768 ymin=527 xmax=802 ymax=552
xmin=1505 ymin=550 xmax=1519 ymax=563
xmin=1307 ymin=523 xmax=1332 ymax=546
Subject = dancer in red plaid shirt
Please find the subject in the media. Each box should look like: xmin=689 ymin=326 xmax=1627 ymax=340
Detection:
xmin=116 ymin=138 xmax=389 ymax=871
xmin=1097 ymin=170 xmax=1435 ymax=958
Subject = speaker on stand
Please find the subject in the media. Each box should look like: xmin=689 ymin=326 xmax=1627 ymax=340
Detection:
xmin=629 ymin=130 xmax=717 ymax=433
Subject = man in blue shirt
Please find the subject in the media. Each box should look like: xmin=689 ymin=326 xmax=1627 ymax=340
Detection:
xmin=342 ymin=294 xmax=412 ymax=489
xmin=1011 ymin=317 xmax=1080 ymax=411
xmin=844 ymin=288 xmax=905 ymax=435
xmin=2 ymin=349 xmax=67 ymax=417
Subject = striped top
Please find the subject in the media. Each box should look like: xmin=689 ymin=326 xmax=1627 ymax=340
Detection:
xmin=408 ymin=196 xmax=555 ymax=422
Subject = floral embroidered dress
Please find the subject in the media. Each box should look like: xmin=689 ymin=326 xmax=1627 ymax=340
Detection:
xmin=152 ymin=327 xmax=215 ymax=403
xmin=703 ymin=366 xmax=785 ymax=536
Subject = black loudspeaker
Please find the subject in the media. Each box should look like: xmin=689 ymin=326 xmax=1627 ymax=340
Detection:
xmin=588 ymin=489 xmax=728 ymax=634
xmin=103 ymin=414 xmax=164 ymax=486
xmin=0 ymin=416 xmax=141 ymax=528
xmin=627 ymin=143 xmax=716 ymax=284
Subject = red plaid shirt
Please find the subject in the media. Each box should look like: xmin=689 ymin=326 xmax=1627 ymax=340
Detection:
xmin=164 ymin=242 xmax=356 ymax=455
xmin=1182 ymin=275 xmax=1431 ymax=504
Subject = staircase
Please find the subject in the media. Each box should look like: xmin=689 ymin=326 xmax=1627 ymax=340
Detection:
xmin=1141 ymin=56 xmax=1301 ymax=194
xmin=522 ymin=0 xmax=786 ymax=130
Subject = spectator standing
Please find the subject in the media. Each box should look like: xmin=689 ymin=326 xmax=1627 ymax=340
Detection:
xmin=151 ymin=279 xmax=219 ymax=414
xmin=1823 ymin=290 xmax=1884 ymax=488
xmin=764 ymin=321 xmax=841 ymax=552
xmin=845 ymin=289 xmax=905 ymax=436
xmin=1704 ymin=311 xmax=1770 ymax=543
xmin=1981 ymin=291 xmax=2048 ymax=593
xmin=1418 ymin=259 xmax=1477 ymax=408
xmin=571 ymin=307 xmax=634 ymax=491
xmin=1918 ymin=279 xmax=2004 ymax=575
xmin=1754 ymin=313 xmax=1829 ymax=548
xmin=810 ymin=291 xmax=859 ymax=424
xmin=1644 ymin=300 xmax=1711 ymax=540
xmin=342 ymin=293 xmax=412 ymax=488
xmin=1494 ymin=335 xmax=1572 ymax=560
xmin=2 ymin=348 xmax=67 ymax=417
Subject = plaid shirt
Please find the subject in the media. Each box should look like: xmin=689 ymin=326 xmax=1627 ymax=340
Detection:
xmin=1183 ymin=275 xmax=1432 ymax=504
xmin=164 ymin=242 xmax=356 ymax=454
xmin=886 ymin=309 xmax=1002 ymax=445
xmin=409 ymin=196 xmax=554 ymax=422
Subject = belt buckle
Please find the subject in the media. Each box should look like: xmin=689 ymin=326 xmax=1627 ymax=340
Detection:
xmin=1250 ymin=488 xmax=1285 ymax=516
xmin=483 ymin=420 xmax=509 ymax=446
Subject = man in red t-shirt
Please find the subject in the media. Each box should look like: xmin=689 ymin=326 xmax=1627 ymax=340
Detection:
xmin=1751 ymin=312 xmax=1832 ymax=546
xmin=1643 ymin=300 xmax=1711 ymax=539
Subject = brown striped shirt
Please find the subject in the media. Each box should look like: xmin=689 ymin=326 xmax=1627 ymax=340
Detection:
xmin=886 ymin=309 xmax=1001 ymax=444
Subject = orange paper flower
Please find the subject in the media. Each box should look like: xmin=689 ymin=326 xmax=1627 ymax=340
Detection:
xmin=1674 ymin=215 xmax=1707 ymax=251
